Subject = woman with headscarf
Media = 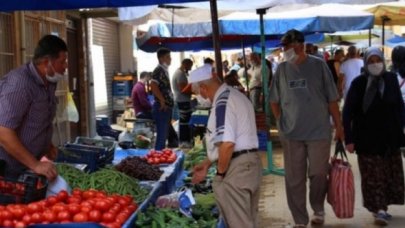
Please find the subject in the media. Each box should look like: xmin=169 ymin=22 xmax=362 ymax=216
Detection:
xmin=392 ymin=45 xmax=405 ymax=103
xmin=343 ymin=47 xmax=405 ymax=226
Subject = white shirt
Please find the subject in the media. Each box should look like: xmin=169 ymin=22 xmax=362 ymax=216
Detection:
xmin=205 ymin=84 xmax=258 ymax=162
xmin=340 ymin=58 xmax=364 ymax=99
xmin=248 ymin=64 xmax=263 ymax=89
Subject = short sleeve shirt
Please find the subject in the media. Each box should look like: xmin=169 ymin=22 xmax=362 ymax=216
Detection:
xmin=171 ymin=68 xmax=190 ymax=103
xmin=205 ymin=84 xmax=258 ymax=162
xmin=269 ymin=56 xmax=338 ymax=140
xmin=0 ymin=62 xmax=57 ymax=177
xmin=151 ymin=64 xmax=174 ymax=107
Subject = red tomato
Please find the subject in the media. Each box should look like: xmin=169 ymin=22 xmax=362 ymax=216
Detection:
xmin=27 ymin=202 xmax=42 ymax=214
xmin=117 ymin=198 xmax=131 ymax=207
xmin=67 ymin=196 xmax=82 ymax=204
xmin=80 ymin=206 xmax=91 ymax=214
xmin=51 ymin=204 xmax=66 ymax=214
xmin=56 ymin=190 xmax=69 ymax=202
xmin=80 ymin=201 xmax=93 ymax=208
xmin=110 ymin=203 xmax=121 ymax=212
xmin=66 ymin=203 xmax=80 ymax=214
xmin=109 ymin=195 xmax=120 ymax=204
xmin=42 ymin=210 xmax=57 ymax=223
xmin=57 ymin=211 xmax=71 ymax=222
xmin=88 ymin=210 xmax=102 ymax=222
xmin=106 ymin=222 xmax=121 ymax=228
xmin=3 ymin=220 xmax=13 ymax=227
xmin=22 ymin=214 xmax=32 ymax=225
xmin=1 ymin=210 xmax=13 ymax=221
xmin=30 ymin=212 xmax=43 ymax=223
xmin=82 ymin=190 xmax=96 ymax=199
xmin=115 ymin=213 xmax=129 ymax=224
xmin=14 ymin=221 xmax=26 ymax=228
xmin=95 ymin=191 xmax=107 ymax=198
xmin=46 ymin=196 xmax=58 ymax=206
xmin=73 ymin=212 xmax=88 ymax=223
xmin=10 ymin=207 xmax=25 ymax=219
xmin=127 ymin=204 xmax=137 ymax=212
xmin=102 ymin=212 xmax=115 ymax=223
xmin=94 ymin=200 xmax=109 ymax=212
xmin=72 ymin=188 xmax=82 ymax=197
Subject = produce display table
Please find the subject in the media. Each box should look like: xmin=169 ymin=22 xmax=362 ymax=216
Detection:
xmin=113 ymin=148 xmax=185 ymax=227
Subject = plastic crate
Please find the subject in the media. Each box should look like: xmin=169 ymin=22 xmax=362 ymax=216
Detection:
xmin=56 ymin=138 xmax=116 ymax=172
xmin=113 ymin=96 xmax=131 ymax=111
xmin=113 ymin=81 xmax=132 ymax=96
xmin=95 ymin=115 xmax=109 ymax=127
xmin=0 ymin=172 xmax=47 ymax=205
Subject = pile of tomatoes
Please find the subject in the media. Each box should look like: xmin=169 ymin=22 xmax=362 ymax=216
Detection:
xmin=0 ymin=189 xmax=137 ymax=228
xmin=144 ymin=149 xmax=177 ymax=165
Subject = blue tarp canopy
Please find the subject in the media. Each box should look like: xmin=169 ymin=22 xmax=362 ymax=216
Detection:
xmin=0 ymin=0 xmax=208 ymax=11
xmin=136 ymin=4 xmax=374 ymax=52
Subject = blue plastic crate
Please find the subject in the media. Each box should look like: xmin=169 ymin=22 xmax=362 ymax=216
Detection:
xmin=56 ymin=138 xmax=116 ymax=172
xmin=95 ymin=115 xmax=109 ymax=127
xmin=113 ymin=81 xmax=132 ymax=96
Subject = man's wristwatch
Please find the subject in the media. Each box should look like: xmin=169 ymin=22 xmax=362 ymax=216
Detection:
xmin=216 ymin=170 xmax=226 ymax=177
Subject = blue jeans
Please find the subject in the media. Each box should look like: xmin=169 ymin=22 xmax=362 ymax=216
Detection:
xmin=153 ymin=103 xmax=178 ymax=150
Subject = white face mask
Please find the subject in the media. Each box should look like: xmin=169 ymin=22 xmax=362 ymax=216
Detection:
xmin=46 ymin=62 xmax=64 ymax=83
xmin=283 ymin=48 xmax=298 ymax=63
xmin=196 ymin=94 xmax=212 ymax=107
xmin=367 ymin=62 xmax=384 ymax=76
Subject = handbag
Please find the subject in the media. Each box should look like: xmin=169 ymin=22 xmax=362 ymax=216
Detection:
xmin=327 ymin=140 xmax=355 ymax=218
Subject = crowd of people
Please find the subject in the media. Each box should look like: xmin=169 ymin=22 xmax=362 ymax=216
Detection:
xmin=1 ymin=29 xmax=405 ymax=228
xmin=129 ymin=30 xmax=405 ymax=227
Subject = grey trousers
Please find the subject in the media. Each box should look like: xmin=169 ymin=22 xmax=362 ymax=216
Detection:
xmin=282 ymin=139 xmax=331 ymax=225
xmin=249 ymin=87 xmax=262 ymax=111
xmin=213 ymin=152 xmax=263 ymax=228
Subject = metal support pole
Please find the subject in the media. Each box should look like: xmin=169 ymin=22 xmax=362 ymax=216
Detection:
xmin=368 ymin=29 xmax=372 ymax=47
xmin=241 ymin=40 xmax=249 ymax=96
xmin=209 ymin=0 xmax=223 ymax=80
xmin=257 ymin=8 xmax=284 ymax=176
xmin=381 ymin=16 xmax=391 ymax=53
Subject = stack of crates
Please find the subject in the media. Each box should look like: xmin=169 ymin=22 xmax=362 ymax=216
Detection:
xmin=113 ymin=74 xmax=134 ymax=122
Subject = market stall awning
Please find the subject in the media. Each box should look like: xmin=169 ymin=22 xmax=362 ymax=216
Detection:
xmin=0 ymin=0 xmax=208 ymax=11
xmin=135 ymin=4 xmax=374 ymax=52
xmin=365 ymin=2 xmax=405 ymax=25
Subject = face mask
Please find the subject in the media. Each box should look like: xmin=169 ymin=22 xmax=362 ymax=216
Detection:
xmin=283 ymin=48 xmax=298 ymax=63
xmin=367 ymin=62 xmax=384 ymax=76
xmin=46 ymin=62 xmax=64 ymax=83
xmin=196 ymin=95 xmax=212 ymax=107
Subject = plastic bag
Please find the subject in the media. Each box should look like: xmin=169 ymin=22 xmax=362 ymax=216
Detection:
xmin=66 ymin=92 xmax=79 ymax=123
xmin=155 ymin=188 xmax=195 ymax=217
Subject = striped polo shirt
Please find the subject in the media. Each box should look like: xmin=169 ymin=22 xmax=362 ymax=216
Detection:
xmin=0 ymin=62 xmax=57 ymax=177
xmin=205 ymin=84 xmax=258 ymax=162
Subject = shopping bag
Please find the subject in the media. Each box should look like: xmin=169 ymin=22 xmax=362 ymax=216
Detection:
xmin=66 ymin=92 xmax=79 ymax=123
xmin=327 ymin=140 xmax=355 ymax=218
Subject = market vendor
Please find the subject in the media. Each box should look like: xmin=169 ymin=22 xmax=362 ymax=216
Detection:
xmin=0 ymin=35 xmax=68 ymax=181
xmin=190 ymin=64 xmax=262 ymax=228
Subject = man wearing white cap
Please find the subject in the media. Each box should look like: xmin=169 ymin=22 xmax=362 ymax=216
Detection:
xmin=190 ymin=64 xmax=262 ymax=228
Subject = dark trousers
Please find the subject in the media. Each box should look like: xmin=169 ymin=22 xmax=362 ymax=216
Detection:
xmin=177 ymin=101 xmax=192 ymax=143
